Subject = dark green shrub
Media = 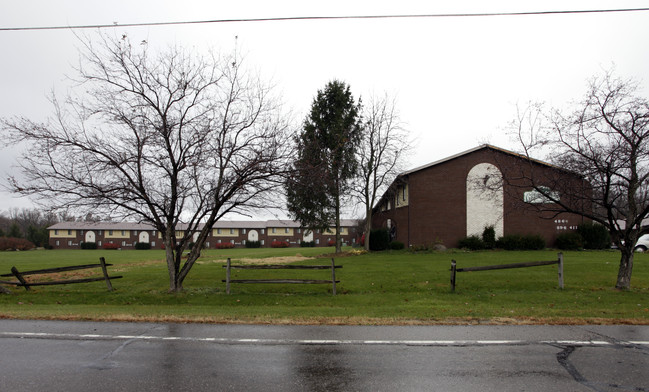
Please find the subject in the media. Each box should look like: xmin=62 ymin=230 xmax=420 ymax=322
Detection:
xmin=80 ymin=242 xmax=97 ymax=250
xmin=577 ymin=223 xmax=611 ymax=249
xmin=521 ymin=234 xmax=545 ymax=250
xmin=246 ymin=240 xmax=262 ymax=248
xmin=482 ymin=226 xmax=496 ymax=249
xmin=457 ymin=235 xmax=485 ymax=250
xmin=389 ymin=241 xmax=405 ymax=250
xmin=299 ymin=241 xmax=315 ymax=248
xmin=496 ymin=234 xmax=545 ymax=250
xmin=496 ymin=235 xmax=522 ymax=250
xmin=135 ymin=242 xmax=151 ymax=250
xmin=556 ymin=232 xmax=583 ymax=250
xmin=369 ymin=228 xmax=390 ymax=251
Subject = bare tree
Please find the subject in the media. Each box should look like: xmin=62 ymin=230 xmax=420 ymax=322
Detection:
xmin=354 ymin=93 xmax=410 ymax=250
xmin=2 ymin=34 xmax=291 ymax=292
xmin=512 ymin=71 xmax=649 ymax=290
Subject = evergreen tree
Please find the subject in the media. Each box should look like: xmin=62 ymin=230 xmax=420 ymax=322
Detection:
xmin=286 ymin=80 xmax=362 ymax=253
xmin=7 ymin=222 xmax=21 ymax=238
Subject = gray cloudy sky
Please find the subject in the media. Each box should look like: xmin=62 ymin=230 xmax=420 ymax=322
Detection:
xmin=2 ymin=0 xmax=649 ymax=214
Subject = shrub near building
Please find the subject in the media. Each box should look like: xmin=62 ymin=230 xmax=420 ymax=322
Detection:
xmin=577 ymin=223 xmax=611 ymax=249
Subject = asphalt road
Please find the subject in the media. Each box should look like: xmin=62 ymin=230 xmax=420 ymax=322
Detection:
xmin=1 ymin=320 xmax=648 ymax=391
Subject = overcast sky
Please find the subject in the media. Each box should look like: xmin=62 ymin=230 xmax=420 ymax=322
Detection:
xmin=2 ymin=0 xmax=649 ymax=216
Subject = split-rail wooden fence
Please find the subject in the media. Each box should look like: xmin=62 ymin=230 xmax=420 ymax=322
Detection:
xmin=0 ymin=257 xmax=122 ymax=291
xmin=222 ymin=258 xmax=341 ymax=295
xmin=450 ymin=253 xmax=564 ymax=291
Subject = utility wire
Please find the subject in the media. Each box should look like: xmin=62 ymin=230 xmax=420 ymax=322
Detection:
xmin=2 ymin=7 xmax=649 ymax=31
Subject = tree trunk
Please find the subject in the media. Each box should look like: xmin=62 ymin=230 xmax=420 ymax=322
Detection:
xmin=335 ymin=177 xmax=342 ymax=254
xmin=165 ymin=246 xmax=183 ymax=292
xmin=335 ymin=200 xmax=342 ymax=254
xmin=616 ymin=247 xmax=634 ymax=290
xmin=364 ymin=207 xmax=372 ymax=251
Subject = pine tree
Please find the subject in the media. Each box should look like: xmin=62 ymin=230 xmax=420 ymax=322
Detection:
xmin=286 ymin=80 xmax=362 ymax=253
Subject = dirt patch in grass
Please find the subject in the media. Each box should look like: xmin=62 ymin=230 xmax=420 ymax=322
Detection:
xmin=198 ymin=256 xmax=315 ymax=265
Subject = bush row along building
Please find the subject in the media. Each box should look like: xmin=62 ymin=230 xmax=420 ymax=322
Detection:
xmin=48 ymin=219 xmax=360 ymax=249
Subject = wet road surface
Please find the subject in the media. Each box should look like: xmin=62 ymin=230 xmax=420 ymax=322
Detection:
xmin=1 ymin=320 xmax=648 ymax=391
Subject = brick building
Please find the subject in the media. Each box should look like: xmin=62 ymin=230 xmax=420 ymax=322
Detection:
xmin=48 ymin=219 xmax=360 ymax=249
xmin=371 ymin=145 xmax=588 ymax=249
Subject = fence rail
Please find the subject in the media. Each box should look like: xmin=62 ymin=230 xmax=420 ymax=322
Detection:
xmin=222 ymin=258 xmax=341 ymax=295
xmin=450 ymin=253 xmax=564 ymax=291
xmin=0 ymin=257 xmax=122 ymax=291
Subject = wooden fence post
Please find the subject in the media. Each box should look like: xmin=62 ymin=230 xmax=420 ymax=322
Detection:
xmin=331 ymin=258 xmax=337 ymax=296
xmin=450 ymin=260 xmax=457 ymax=292
xmin=11 ymin=267 xmax=30 ymax=291
xmin=99 ymin=257 xmax=114 ymax=291
xmin=557 ymin=252 xmax=564 ymax=289
xmin=225 ymin=258 xmax=231 ymax=295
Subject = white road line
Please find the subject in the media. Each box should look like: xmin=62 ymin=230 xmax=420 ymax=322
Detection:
xmin=1 ymin=332 xmax=648 ymax=346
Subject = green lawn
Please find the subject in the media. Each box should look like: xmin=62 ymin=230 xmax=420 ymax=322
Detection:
xmin=1 ymin=247 xmax=648 ymax=325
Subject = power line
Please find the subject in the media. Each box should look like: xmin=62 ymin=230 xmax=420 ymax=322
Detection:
xmin=2 ymin=7 xmax=649 ymax=32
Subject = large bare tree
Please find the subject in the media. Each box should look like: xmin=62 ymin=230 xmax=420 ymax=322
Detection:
xmin=512 ymin=71 xmax=649 ymax=290
xmin=353 ymin=93 xmax=409 ymax=250
xmin=2 ymin=34 xmax=291 ymax=292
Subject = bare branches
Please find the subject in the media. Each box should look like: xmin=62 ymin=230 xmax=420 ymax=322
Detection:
xmin=511 ymin=71 xmax=649 ymax=289
xmin=1 ymin=33 xmax=291 ymax=291
xmin=353 ymin=92 xmax=411 ymax=250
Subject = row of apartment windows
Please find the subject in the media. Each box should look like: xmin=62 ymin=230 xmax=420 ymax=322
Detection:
xmin=54 ymin=226 xmax=353 ymax=238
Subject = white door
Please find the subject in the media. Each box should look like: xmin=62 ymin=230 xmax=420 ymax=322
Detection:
xmin=303 ymin=230 xmax=314 ymax=242
xmin=248 ymin=230 xmax=259 ymax=242
xmin=85 ymin=231 xmax=96 ymax=243
xmin=139 ymin=231 xmax=150 ymax=243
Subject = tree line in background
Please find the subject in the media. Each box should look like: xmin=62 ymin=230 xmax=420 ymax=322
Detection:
xmin=0 ymin=208 xmax=55 ymax=249
xmin=0 ymin=208 xmax=105 ymax=250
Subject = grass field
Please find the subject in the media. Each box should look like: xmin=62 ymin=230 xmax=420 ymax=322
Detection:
xmin=1 ymin=247 xmax=648 ymax=325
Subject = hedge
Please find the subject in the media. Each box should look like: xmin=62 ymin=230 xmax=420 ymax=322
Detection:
xmin=0 ymin=237 xmax=35 ymax=251
xmin=270 ymin=241 xmax=289 ymax=248
xmin=80 ymin=242 xmax=98 ymax=250
xmin=245 ymin=241 xmax=261 ymax=248
xmin=369 ymin=229 xmax=390 ymax=251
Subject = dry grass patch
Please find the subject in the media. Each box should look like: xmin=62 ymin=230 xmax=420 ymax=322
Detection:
xmin=197 ymin=255 xmax=314 ymax=265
